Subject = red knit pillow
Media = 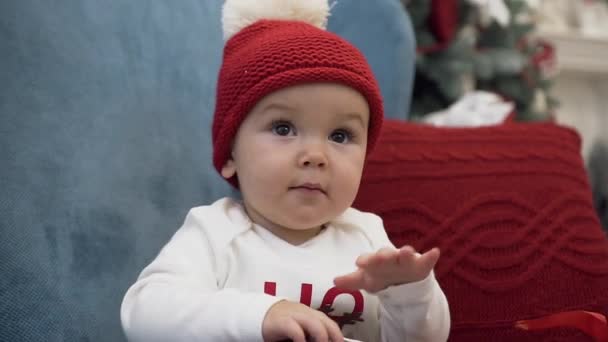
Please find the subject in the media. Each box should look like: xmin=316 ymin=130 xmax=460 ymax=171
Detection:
xmin=354 ymin=120 xmax=608 ymax=341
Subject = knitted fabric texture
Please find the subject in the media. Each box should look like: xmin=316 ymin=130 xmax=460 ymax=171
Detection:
xmin=355 ymin=120 xmax=608 ymax=341
xmin=212 ymin=20 xmax=384 ymax=186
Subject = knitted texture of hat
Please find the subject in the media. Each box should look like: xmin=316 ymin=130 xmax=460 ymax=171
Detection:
xmin=212 ymin=19 xmax=384 ymax=186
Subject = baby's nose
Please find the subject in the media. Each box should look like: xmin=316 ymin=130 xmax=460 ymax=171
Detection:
xmin=299 ymin=144 xmax=328 ymax=168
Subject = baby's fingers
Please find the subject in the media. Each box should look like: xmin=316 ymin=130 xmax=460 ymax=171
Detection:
xmin=357 ymin=247 xmax=397 ymax=267
xmin=333 ymin=269 xmax=366 ymax=290
xmin=354 ymin=252 xmax=374 ymax=267
xmin=396 ymin=245 xmax=417 ymax=265
xmin=400 ymin=247 xmax=440 ymax=275
xmin=420 ymin=247 xmax=440 ymax=270
xmin=398 ymin=245 xmax=416 ymax=256
xmin=318 ymin=312 xmax=344 ymax=342
xmin=281 ymin=318 xmax=307 ymax=342
xmin=298 ymin=315 xmax=329 ymax=342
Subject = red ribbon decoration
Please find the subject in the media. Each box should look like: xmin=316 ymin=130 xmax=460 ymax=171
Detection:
xmin=515 ymin=310 xmax=608 ymax=342
xmin=418 ymin=0 xmax=458 ymax=54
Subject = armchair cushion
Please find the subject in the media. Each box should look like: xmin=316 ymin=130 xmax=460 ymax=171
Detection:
xmin=355 ymin=119 xmax=608 ymax=341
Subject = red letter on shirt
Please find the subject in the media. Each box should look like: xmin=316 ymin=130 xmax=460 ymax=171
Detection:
xmin=319 ymin=287 xmax=365 ymax=328
xmin=263 ymin=282 xmax=313 ymax=307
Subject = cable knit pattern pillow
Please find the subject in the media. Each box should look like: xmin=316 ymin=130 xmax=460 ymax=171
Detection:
xmin=354 ymin=120 xmax=608 ymax=341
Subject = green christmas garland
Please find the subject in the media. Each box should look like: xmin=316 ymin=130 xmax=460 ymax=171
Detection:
xmin=404 ymin=0 xmax=557 ymax=121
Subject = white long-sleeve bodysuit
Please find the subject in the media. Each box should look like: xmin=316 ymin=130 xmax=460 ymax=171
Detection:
xmin=121 ymin=198 xmax=450 ymax=341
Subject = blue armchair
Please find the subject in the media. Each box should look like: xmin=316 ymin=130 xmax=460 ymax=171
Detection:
xmin=0 ymin=1 xmax=416 ymax=340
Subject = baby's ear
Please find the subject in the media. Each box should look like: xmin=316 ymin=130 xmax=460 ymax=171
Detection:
xmin=220 ymin=158 xmax=236 ymax=179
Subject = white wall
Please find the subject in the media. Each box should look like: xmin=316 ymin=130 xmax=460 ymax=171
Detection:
xmin=553 ymin=74 xmax=608 ymax=160
xmin=542 ymin=32 xmax=608 ymax=160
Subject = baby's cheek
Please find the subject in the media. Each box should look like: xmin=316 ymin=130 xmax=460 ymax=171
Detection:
xmin=335 ymin=173 xmax=362 ymax=205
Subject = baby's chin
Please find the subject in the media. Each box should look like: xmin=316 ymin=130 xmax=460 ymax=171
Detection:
xmin=283 ymin=221 xmax=328 ymax=232
xmin=275 ymin=213 xmax=336 ymax=231
xmin=277 ymin=203 xmax=348 ymax=224
xmin=265 ymin=201 xmax=350 ymax=230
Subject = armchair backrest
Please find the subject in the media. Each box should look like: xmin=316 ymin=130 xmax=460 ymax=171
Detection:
xmin=0 ymin=1 xmax=416 ymax=341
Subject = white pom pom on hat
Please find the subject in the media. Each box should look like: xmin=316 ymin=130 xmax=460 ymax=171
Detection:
xmin=222 ymin=0 xmax=331 ymax=41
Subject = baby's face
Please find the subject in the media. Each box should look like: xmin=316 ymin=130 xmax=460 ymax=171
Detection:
xmin=221 ymin=83 xmax=370 ymax=242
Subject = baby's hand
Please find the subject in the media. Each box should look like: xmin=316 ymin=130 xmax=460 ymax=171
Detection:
xmin=262 ymin=300 xmax=343 ymax=342
xmin=333 ymin=246 xmax=440 ymax=293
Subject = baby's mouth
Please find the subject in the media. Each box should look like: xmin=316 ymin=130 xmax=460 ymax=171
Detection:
xmin=289 ymin=183 xmax=326 ymax=195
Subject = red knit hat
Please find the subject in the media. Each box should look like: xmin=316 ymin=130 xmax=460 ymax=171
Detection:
xmin=212 ymin=0 xmax=384 ymax=186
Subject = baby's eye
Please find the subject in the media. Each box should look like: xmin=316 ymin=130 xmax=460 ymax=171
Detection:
xmin=271 ymin=121 xmax=295 ymax=136
xmin=329 ymin=129 xmax=352 ymax=144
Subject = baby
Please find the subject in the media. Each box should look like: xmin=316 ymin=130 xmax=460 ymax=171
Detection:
xmin=121 ymin=0 xmax=450 ymax=341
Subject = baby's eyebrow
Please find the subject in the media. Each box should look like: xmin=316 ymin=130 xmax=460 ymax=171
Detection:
xmin=336 ymin=112 xmax=367 ymax=128
xmin=258 ymin=102 xmax=295 ymax=114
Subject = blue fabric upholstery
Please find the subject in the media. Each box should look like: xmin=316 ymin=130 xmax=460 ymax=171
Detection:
xmin=0 ymin=1 xmax=415 ymax=341
xmin=328 ymin=0 xmax=416 ymax=119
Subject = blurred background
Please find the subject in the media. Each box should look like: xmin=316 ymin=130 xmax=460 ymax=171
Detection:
xmin=400 ymin=0 xmax=608 ymax=230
